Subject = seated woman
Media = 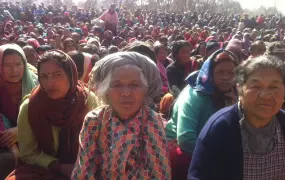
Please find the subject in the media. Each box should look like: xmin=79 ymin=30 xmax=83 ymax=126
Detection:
xmin=63 ymin=38 xmax=77 ymax=53
xmin=166 ymin=40 xmax=198 ymax=98
xmin=71 ymin=52 xmax=171 ymax=179
xmin=154 ymin=42 xmax=173 ymax=94
xmin=6 ymin=50 xmax=97 ymax=180
xmin=189 ymin=55 xmax=285 ymax=180
xmin=0 ymin=44 xmax=37 ymax=179
xmin=165 ymin=50 xmax=238 ymax=180
xmin=68 ymin=51 xmax=93 ymax=84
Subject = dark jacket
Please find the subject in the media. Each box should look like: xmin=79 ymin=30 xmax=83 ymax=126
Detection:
xmin=166 ymin=61 xmax=186 ymax=98
xmin=188 ymin=104 xmax=285 ymax=180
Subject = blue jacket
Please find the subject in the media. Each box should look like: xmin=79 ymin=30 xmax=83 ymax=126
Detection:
xmin=188 ymin=104 xmax=285 ymax=180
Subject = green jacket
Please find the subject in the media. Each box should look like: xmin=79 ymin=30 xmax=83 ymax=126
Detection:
xmin=165 ymin=85 xmax=218 ymax=155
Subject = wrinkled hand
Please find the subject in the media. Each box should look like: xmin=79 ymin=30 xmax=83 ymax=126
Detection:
xmin=0 ymin=127 xmax=17 ymax=148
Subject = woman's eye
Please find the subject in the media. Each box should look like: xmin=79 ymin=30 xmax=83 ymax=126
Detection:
xmin=270 ymin=86 xmax=279 ymax=89
xmin=130 ymin=83 xmax=139 ymax=87
xmin=111 ymin=83 xmax=121 ymax=88
xmin=40 ymin=75 xmax=47 ymax=79
xmin=251 ymin=85 xmax=260 ymax=89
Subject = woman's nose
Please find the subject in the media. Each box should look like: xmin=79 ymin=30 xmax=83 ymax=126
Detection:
xmin=121 ymin=86 xmax=131 ymax=96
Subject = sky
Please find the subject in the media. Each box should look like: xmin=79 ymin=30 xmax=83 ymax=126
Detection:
xmin=238 ymin=0 xmax=285 ymax=13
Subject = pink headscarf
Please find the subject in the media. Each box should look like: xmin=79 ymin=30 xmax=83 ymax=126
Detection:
xmin=27 ymin=38 xmax=40 ymax=49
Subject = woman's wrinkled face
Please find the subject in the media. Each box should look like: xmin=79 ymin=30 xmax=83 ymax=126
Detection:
xmin=213 ymin=60 xmax=235 ymax=92
xmin=240 ymin=68 xmax=285 ymax=121
xmin=177 ymin=46 xmax=191 ymax=64
xmin=2 ymin=54 xmax=24 ymax=83
xmin=107 ymin=66 xmax=147 ymax=120
xmin=39 ymin=60 xmax=70 ymax=100
xmin=157 ymin=48 xmax=167 ymax=61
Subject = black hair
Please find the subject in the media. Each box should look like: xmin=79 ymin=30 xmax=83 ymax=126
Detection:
xmin=191 ymin=41 xmax=206 ymax=56
xmin=154 ymin=43 xmax=167 ymax=55
xmin=171 ymin=40 xmax=192 ymax=61
xmin=82 ymin=44 xmax=99 ymax=55
xmin=37 ymin=50 xmax=73 ymax=84
xmin=36 ymin=45 xmax=55 ymax=54
xmin=127 ymin=41 xmax=157 ymax=63
xmin=108 ymin=45 xmax=119 ymax=54
xmin=67 ymin=50 xmax=85 ymax=79
xmin=3 ymin=49 xmax=24 ymax=62
xmin=15 ymin=39 xmax=28 ymax=48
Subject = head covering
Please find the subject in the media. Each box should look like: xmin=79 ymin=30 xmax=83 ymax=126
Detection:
xmin=226 ymin=39 xmax=244 ymax=62
xmin=266 ymin=42 xmax=285 ymax=61
xmin=27 ymin=38 xmax=40 ymax=49
xmin=0 ymin=44 xmax=37 ymax=99
xmin=91 ymin=52 xmax=162 ymax=106
xmin=0 ymin=44 xmax=37 ymax=125
xmin=243 ymin=33 xmax=251 ymax=51
xmin=186 ymin=49 xmax=238 ymax=95
xmin=28 ymin=50 xmax=88 ymax=164
xmin=206 ymin=40 xmax=220 ymax=52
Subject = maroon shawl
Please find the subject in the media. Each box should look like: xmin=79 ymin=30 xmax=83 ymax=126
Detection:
xmin=28 ymin=54 xmax=88 ymax=164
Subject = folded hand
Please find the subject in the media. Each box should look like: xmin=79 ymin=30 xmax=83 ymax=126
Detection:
xmin=0 ymin=127 xmax=17 ymax=147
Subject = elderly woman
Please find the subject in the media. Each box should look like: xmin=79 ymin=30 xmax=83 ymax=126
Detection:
xmin=0 ymin=44 xmax=37 ymax=179
xmin=68 ymin=51 xmax=93 ymax=84
xmin=72 ymin=52 xmax=171 ymax=179
xmin=166 ymin=50 xmax=238 ymax=180
xmin=6 ymin=50 xmax=97 ymax=180
xmin=189 ymin=55 xmax=285 ymax=180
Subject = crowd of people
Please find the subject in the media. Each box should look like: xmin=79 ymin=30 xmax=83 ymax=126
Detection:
xmin=0 ymin=1 xmax=285 ymax=180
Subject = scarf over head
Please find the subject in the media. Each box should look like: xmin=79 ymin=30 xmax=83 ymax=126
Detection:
xmin=91 ymin=52 xmax=162 ymax=106
xmin=28 ymin=50 xmax=88 ymax=164
xmin=0 ymin=44 xmax=37 ymax=125
xmin=226 ymin=39 xmax=244 ymax=63
xmin=186 ymin=49 xmax=238 ymax=108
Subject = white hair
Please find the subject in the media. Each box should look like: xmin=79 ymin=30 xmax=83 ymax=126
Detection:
xmin=95 ymin=64 xmax=149 ymax=105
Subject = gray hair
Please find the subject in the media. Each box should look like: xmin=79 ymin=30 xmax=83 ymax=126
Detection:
xmin=89 ymin=52 xmax=162 ymax=106
xmin=236 ymin=55 xmax=285 ymax=94
xmin=96 ymin=64 xmax=149 ymax=104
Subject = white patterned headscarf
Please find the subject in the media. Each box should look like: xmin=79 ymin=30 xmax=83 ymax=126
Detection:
xmin=0 ymin=44 xmax=38 ymax=101
xmin=90 ymin=52 xmax=162 ymax=106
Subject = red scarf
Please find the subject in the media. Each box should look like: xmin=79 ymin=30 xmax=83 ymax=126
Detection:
xmin=28 ymin=56 xmax=88 ymax=164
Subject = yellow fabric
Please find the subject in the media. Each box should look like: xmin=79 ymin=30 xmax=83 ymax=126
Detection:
xmin=18 ymin=91 xmax=98 ymax=168
xmin=27 ymin=63 xmax=38 ymax=75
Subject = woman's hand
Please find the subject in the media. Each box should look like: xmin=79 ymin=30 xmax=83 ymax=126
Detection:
xmin=0 ymin=127 xmax=17 ymax=147
xmin=9 ymin=144 xmax=19 ymax=168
